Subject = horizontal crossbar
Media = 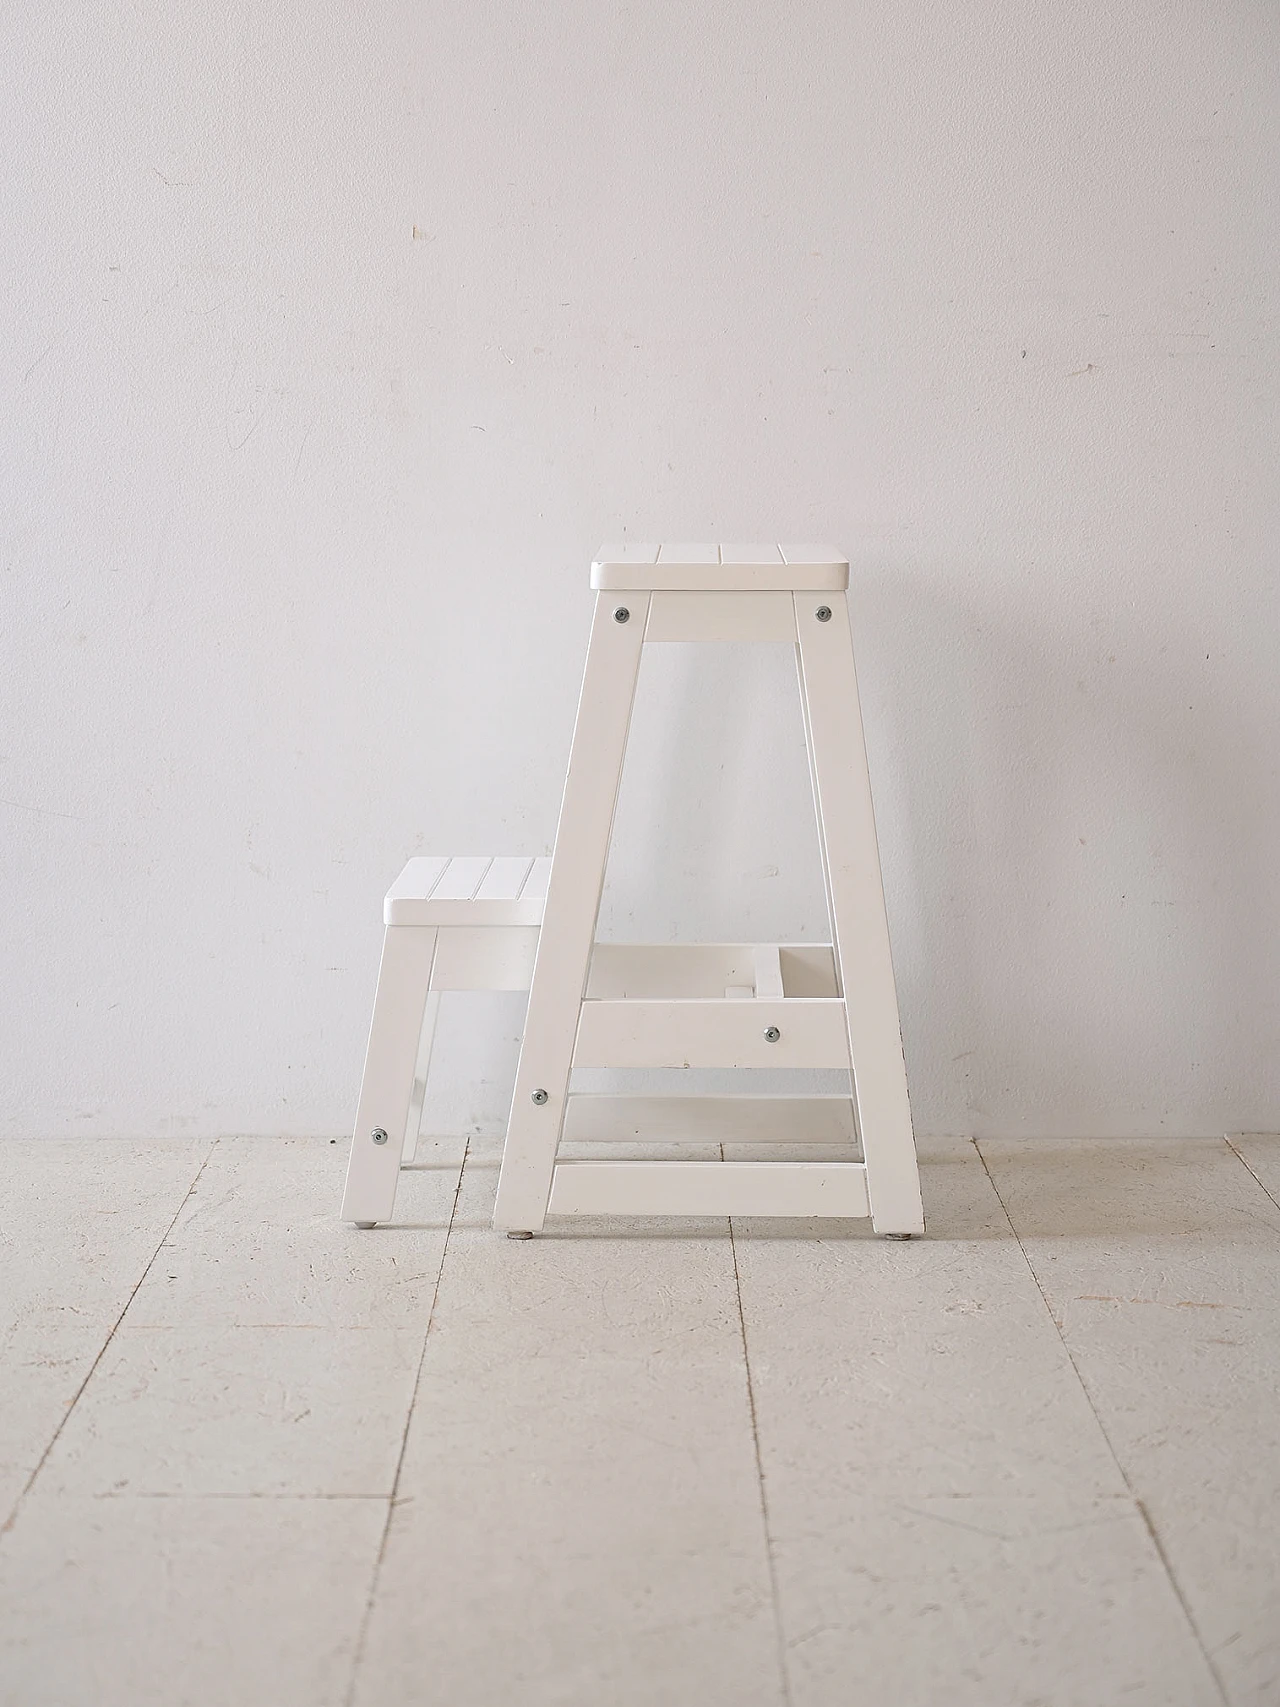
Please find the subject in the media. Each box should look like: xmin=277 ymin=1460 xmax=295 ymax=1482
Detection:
xmin=547 ymin=1160 xmax=870 ymax=1218
xmin=644 ymin=590 xmax=797 ymax=642
xmin=573 ymin=998 xmax=851 ymax=1070
xmin=586 ymin=943 xmax=837 ymax=999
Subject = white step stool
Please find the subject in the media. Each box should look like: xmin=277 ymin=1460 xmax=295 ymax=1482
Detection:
xmin=342 ymin=543 xmax=924 ymax=1238
xmin=339 ymin=856 xmax=549 ymax=1226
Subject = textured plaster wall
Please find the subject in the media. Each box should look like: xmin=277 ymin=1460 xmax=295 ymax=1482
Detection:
xmin=3 ymin=1 xmax=1278 ymax=1138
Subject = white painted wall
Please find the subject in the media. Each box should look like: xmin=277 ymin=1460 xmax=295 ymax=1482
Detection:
xmin=4 ymin=1 xmax=1278 ymax=1140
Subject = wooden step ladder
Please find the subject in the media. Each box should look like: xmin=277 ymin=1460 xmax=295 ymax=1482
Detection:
xmin=492 ymin=543 xmax=924 ymax=1238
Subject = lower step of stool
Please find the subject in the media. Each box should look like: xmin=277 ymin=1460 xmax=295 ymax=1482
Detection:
xmin=546 ymin=1160 xmax=869 ymax=1218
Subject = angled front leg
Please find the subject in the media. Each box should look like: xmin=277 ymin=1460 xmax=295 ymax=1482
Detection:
xmin=493 ymin=591 xmax=651 ymax=1232
xmin=794 ymin=593 xmax=924 ymax=1236
xmin=340 ymin=926 xmax=437 ymax=1226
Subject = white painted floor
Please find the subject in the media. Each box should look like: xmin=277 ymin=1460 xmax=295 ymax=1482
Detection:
xmin=1 ymin=1134 xmax=1278 ymax=1707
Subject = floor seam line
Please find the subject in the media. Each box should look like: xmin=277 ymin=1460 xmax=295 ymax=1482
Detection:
xmin=342 ymin=1140 xmax=469 ymax=1707
xmin=972 ymin=1139 xmax=1231 ymax=1707
xmin=1224 ymin=1134 xmax=1280 ymax=1216
xmin=728 ymin=1187 xmax=794 ymax=1707
xmin=1 ymin=1136 xmax=220 ymax=1537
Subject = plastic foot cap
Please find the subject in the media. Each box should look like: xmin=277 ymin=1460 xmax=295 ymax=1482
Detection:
xmin=354 ymin=1220 xmax=378 ymax=1229
xmin=506 ymin=1230 xmax=535 ymax=1240
xmin=883 ymin=1231 xmax=914 ymax=1240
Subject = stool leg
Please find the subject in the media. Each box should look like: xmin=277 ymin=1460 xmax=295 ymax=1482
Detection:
xmin=340 ymin=926 xmax=437 ymax=1226
xmin=795 ymin=593 xmax=924 ymax=1236
xmin=401 ymin=989 xmax=441 ymax=1165
xmin=493 ymin=591 xmax=651 ymax=1232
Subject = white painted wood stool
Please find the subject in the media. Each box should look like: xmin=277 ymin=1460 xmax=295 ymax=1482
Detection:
xmin=340 ymin=855 xmax=549 ymax=1227
xmin=491 ymin=543 xmax=925 ymax=1238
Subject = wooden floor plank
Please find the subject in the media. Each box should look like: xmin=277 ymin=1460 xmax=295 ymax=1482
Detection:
xmin=353 ymin=1148 xmax=785 ymax=1707
xmin=981 ymin=1136 xmax=1280 ymax=1706
xmin=0 ymin=1139 xmax=209 ymax=1529
xmin=0 ymin=1496 xmax=384 ymax=1707
xmin=732 ymin=1137 xmax=1222 ymax=1706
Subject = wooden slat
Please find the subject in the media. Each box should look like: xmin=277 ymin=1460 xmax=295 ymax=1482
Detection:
xmin=780 ymin=545 xmax=851 ymax=585
xmin=429 ymin=856 xmax=493 ymax=900
xmin=644 ymin=591 xmax=796 ymax=642
xmin=592 ymin=542 xmax=661 ymax=566
xmin=562 ymin=1094 xmax=857 ymax=1145
xmin=572 ymin=998 xmax=851 ymax=1070
xmin=475 ymin=856 xmax=534 ymax=900
xmin=657 ymin=542 xmax=721 ymax=563
xmin=720 ymin=543 xmax=784 ymax=564
xmin=547 ymin=1160 xmax=870 ymax=1218
xmin=520 ymin=857 xmax=552 ymax=899
xmin=585 ymin=943 xmax=837 ymax=1000
xmin=382 ymin=856 xmax=450 ymax=908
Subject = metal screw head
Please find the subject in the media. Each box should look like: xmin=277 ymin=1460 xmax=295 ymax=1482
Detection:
xmin=815 ymin=605 xmax=832 ymax=623
xmin=613 ymin=606 xmax=630 ymax=623
xmin=763 ymin=1025 xmax=781 ymax=1043
xmin=531 ymin=1088 xmax=549 ymax=1105
xmin=371 ymin=1128 xmax=389 ymax=1145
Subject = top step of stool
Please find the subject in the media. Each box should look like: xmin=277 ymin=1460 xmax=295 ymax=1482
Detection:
xmin=384 ymin=855 xmax=551 ymax=926
xmin=591 ymin=543 xmax=849 ymax=592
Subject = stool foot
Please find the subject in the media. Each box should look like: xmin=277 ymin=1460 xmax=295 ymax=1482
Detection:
xmin=354 ymin=1221 xmax=378 ymax=1230
xmin=883 ymin=1232 xmax=914 ymax=1241
xmin=506 ymin=1230 xmax=535 ymax=1240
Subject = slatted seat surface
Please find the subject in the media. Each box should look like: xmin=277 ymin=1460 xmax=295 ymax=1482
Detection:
xmin=384 ymin=856 xmax=551 ymax=926
xmin=591 ymin=542 xmax=850 ymax=592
